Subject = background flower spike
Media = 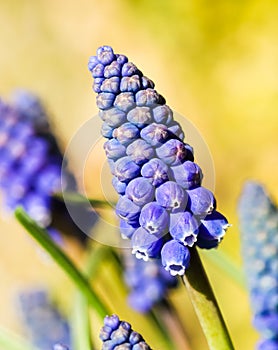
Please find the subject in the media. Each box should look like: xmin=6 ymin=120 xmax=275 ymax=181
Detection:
xmin=238 ymin=181 xmax=278 ymax=349
xmin=0 ymin=91 xmax=97 ymax=245
xmin=17 ymin=289 xmax=72 ymax=350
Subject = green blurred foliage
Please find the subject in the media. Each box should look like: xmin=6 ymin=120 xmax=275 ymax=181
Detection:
xmin=0 ymin=0 xmax=278 ymax=349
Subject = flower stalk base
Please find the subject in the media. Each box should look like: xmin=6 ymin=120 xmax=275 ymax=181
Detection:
xmin=182 ymin=247 xmax=234 ymax=350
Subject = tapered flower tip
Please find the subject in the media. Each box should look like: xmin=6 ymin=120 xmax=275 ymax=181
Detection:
xmin=96 ymin=45 xmax=115 ymax=65
xmin=104 ymin=314 xmax=121 ymax=329
xmin=238 ymin=181 xmax=276 ymax=216
xmin=100 ymin=315 xmax=151 ymax=349
xmin=161 ymin=240 xmax=190 ymax=276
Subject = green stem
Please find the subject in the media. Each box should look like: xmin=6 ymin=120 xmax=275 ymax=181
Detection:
xmin=15 ymin=207 xmax=110 ymax=319
xmin=0 ymin=326 xmax=38 ymax=350
xmin=154 ymin=301 xmax=192 ymax=350
xmin=71 ymin=245 xmax=111 ymax=350
xmin=71 ymin=293 xmax=92 ymax=350
xmin=182 ymin=247 xmax=234 ymax=350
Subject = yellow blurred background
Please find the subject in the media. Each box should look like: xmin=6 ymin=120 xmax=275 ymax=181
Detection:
xmin=0 ymin=0 xmax=278 ymax=349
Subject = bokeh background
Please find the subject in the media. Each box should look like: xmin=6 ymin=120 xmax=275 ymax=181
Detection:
xmin=1 ymin=1 xmax=278 ymax=349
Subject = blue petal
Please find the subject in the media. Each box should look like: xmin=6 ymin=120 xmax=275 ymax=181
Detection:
xmin=141 ymin=158 xmax=170 ymax=187
xmin=131 ymin=227 xmax=163 ymax=260
xmin=115 ymin=195 xmax=141 ymax=224
xmin=170 ymin=161 xmax=203 ymax=189
xmin=114 ymin=156 xmax=140 ymax=183
xmin=139 ymin=202 xmax=169 ymax=235
xmin=126 ymin=177 xmax=155 ymax=206
xmin=126 ymin=139 xmax=155 ymax=165
xmin=161 ymin=240 xmax=191 ymax=276
xmin=155 ymin=181 xmax=187 ymax=213
xmin=170 ymin=211 xmax=199 ymax=246
xmin=187 ymin=187 xmax=216 ymax=217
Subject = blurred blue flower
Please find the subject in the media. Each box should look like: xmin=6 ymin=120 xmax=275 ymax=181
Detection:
xmin=89 ymin=46 xmax=229 ymax=275
xmin=0 ymin=92 xmax=96 ymax=244
xmin=123 ymin=252 xmax=177 ymax=313
xmin=53 ymin=344 xmax=70 ymax=350
xmin=238 ymin=181 xmax=278 ymax=348
xmin=18 ymin=289 xmax=71 ymax=350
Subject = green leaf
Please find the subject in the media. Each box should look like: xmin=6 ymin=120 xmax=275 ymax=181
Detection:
xmin=14 ymin=207 xmax=110 ymax=319
xmin=53 ymin=191 xmax=115 ymax=208
xmin=182 ymin=247 xmax=235 ymax=350
xmin=0 ymin=326 xmax=38 ymax=350
xmin=201 ymin=249 xmax=245 ymax=289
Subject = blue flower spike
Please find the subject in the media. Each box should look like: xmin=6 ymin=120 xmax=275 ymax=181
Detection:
xmin=238 ymin=182 xmax=278 ymax=349
xmin=124 ymin=252 xmax=177 ymax=313
xmin=0 ymin=92 xmax=96 ymax=244
xmin=100 ymin=314 xmax=152 ymax=349
xmin=89 ymin=45 xmax=230 ymax=275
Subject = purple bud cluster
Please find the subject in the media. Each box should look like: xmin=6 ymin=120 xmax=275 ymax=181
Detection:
xmin=100 ymin=314 xmax=152 ymax=349
xmin=18 ymin=289 xmax=71 ymax=350
xmin=89 ymin=46 xmax=229 ymax=276
xmin=124 ymin=252 xmax=177 ymax=313
xmin=238 ymin=182 xmax=278 ymax=349
xmin=0 ymin=92 xmax=92 ymax=243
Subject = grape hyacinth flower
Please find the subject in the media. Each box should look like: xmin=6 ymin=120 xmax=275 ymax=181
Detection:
xmin=88 ymin=46 xmax=229 ymax=276
xmin=238 ymin=182 xmax=278 ymax=349
xmin=18 ymin=289 xmax=72 ymax=350
xmin=100 ymin=314 xmax=152 ymax=349
xmin=123 ymin=252 xmax=177 ymax=313
xmin=0 ymin=92 xmax=95 ymax=244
